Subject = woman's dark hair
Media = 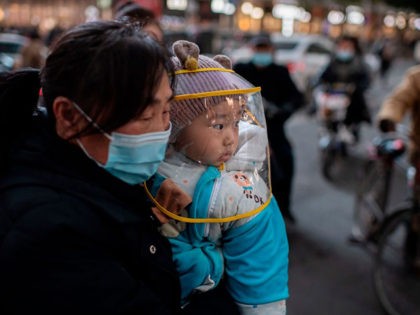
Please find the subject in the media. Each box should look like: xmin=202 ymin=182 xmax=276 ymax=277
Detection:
xmin=0 ymin=20 xmax=174 ymax=160
xmin=0 ymin=20 xmax=175 ymax=166
xmin=41 ymin=20 xmax=174 ymax=133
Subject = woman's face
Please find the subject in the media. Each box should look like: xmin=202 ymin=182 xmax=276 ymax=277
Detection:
xmin=78 ymin=73 xmax=173 ymax=164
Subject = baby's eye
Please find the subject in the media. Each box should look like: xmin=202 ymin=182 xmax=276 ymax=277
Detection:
xmin=212 ymin=124 xmax=224 ymax=130
xmin=234 ymin=120 xmax=240 ymax=128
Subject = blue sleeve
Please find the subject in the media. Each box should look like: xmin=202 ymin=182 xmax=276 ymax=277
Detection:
xmin=152 ymin=169 xmax=225 ymax=303
xmin=223 ymin=196 xmax=289 ymax=305
xmin=170 ymin=235 xmax=222 ymax=301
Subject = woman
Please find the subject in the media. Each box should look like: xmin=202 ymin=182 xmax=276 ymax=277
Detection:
xmin=0 ymin=21 xmax=239 ymax=314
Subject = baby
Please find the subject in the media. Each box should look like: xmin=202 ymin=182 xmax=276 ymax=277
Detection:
xmin=151 ymin=40 xmax=289 ymax=315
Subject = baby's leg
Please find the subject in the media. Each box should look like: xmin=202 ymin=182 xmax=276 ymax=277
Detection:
xmin=236 ymin=300 xmax=286 ymax=315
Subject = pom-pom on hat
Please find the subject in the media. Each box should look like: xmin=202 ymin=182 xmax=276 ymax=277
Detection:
xmin=170 ymin=40 xmax=259 ymax=141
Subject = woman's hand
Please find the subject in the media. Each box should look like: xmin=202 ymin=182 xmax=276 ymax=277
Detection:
xmin=151 ymin=178 xmax=192 ymax=224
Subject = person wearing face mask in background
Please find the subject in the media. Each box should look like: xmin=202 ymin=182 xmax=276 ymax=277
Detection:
xmin=234 ymin=35 xmax=304 ymax=223
xmin=313 ymin=35 xmax=372 ymax=139
xmin=113 ymin=0 xmax=164 ymax=43
xmin=0 ymin=21 xmax=240 ymax=315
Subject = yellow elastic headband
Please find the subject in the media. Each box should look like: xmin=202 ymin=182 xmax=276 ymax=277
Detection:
xmin=175 ymin=67 xmax=234 ymax=75
xmin=174 ymin=87 xmax=261 ymax=101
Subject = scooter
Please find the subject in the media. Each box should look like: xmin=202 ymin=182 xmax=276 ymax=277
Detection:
xmin=313 ymin=83 xmax=357 ymax=180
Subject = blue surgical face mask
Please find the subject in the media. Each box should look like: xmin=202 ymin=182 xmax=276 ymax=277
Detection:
xmin=252 ymin=52 xmax=273 ymax=67
xmin=73 ymin=102 xmax=171 ymax=185
xmin=336 ymin=50 xmax=354 ymax=62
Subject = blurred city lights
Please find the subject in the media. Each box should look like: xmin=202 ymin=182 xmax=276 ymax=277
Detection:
xmin=346 ymin=6 xmax=365 ymax=25
xmin=384 ymin=14 xmax=396 ymax=27
xmin=251 ymin=7 xmax=264 ymax=19
xmin=85 ymin=5 xmax=99 ymax=22
xmin=327 ymin=10 xmax=345 ymax=25
xmin=167 ymin=0 xmax=187 ymax=11
xmin=396 ymin=14 xmax=407 ymax=29
xmin=0 ymin=0 xmax=419 ymax=42
xmin=414 ymin=18 xmax=420 ymax=30
xmin=299 ymin=11 xmax=312 ymax=23
xmin=272 ymin=4 xmax=300 ymax=19
xmin=241 ymin=2 xmax=253 ymax=15
xmin=211 ymin=0 xmax=236 ymax=15
xmin=224 ymin=3 xmax=236 ymax=15
xmin=211 ymin=0 xmax=224 ymax=13
xmin=97 ymin=0 xmax=111 ymax=9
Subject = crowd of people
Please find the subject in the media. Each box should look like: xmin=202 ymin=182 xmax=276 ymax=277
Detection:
xmin=1 ymin=0 xmax=420 ymax=314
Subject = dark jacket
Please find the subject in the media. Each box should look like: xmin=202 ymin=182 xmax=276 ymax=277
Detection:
xmin=233 ymin=62 xmax=303 ymax=141
xmin=316 ymin=56 xmax=371 ymax=124
xmin=0 ymin=115 xmax=239 ymax=315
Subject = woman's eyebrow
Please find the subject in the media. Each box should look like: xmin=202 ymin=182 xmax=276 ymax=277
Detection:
xmin=151 ymin=92 xmax=175 ymax=105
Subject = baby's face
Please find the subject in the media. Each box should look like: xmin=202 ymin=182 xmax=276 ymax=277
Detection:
xmin=175 ymin=99 xmax=242 ymax=166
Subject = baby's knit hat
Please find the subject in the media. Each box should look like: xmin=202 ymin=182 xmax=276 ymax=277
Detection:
xmin=170 ymin=40 xmax=258 ymax=141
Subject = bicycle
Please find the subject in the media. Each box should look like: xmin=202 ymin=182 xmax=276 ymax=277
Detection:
xmin=314 ymin=83 xmax=359 ymax=180
xmin=350 ymin=133 xmax=406 ymax=244
xmin=350 ymin=128 xmax=420 ymax=315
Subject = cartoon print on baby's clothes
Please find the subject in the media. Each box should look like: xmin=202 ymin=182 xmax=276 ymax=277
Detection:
xmin=232 ymin=172 xmax=264 ymax=205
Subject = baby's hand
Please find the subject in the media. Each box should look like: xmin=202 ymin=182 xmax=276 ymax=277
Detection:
xmin=152 ymin=178 xmax=192 ymax=224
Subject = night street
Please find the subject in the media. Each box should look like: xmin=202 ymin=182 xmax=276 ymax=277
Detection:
xmin=285 ymin=57 xmax=417 ymax=314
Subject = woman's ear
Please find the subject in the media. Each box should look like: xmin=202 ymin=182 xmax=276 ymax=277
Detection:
xmin=53 ymin=96 xmax=84 ymax=139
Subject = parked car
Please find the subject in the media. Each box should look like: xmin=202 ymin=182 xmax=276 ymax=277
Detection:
xmin=0 ymin=32 xmax=28 ymax=71
xmin=273 ymin=34 xmax=334 ymax=93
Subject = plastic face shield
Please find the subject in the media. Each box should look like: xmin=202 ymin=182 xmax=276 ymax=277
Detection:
xmin=145 ymin=69 xmax=271 ymax=223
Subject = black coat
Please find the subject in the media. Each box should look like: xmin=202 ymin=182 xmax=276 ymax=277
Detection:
xmin=316 ymin=56 xmax=371 ymax=124
xmin=0 ymin=116 xmax=239 ymax=315
xmin=234 ymin=62 xmax=303 ymax=142
xmin=0 ymin=116 xmax=180 ymax=314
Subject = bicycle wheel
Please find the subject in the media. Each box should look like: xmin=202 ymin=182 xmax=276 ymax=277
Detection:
xmin=373 ymin=209 xmax=420 ymax=315
xmin=350 ymin=160 xmax=391 ymax=243
xmin=319 ymin=136 xmax=345 ymax=181
xmin=320 ymin=144 xmax=336 ymax=180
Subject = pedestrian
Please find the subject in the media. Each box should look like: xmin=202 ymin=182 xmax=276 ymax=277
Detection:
xmin=233 ymin=35 xmax=304 ymax=223
xmin=14 ymin=27 xmax=48 ymax=69
xmin=149 ymin=40 xmax=289 ymax=315
xmin=114 ymin=0 xmax=164 ymax=42
xmin=377 ymin=64 xmax=420 ymax=192
xmin=376 ymin=38 xmax=396 ymax=85
xmin=0 ymin=20 xmax=240 ymax=314
xmin=349 ymin=64 xmax=420 ymax=243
